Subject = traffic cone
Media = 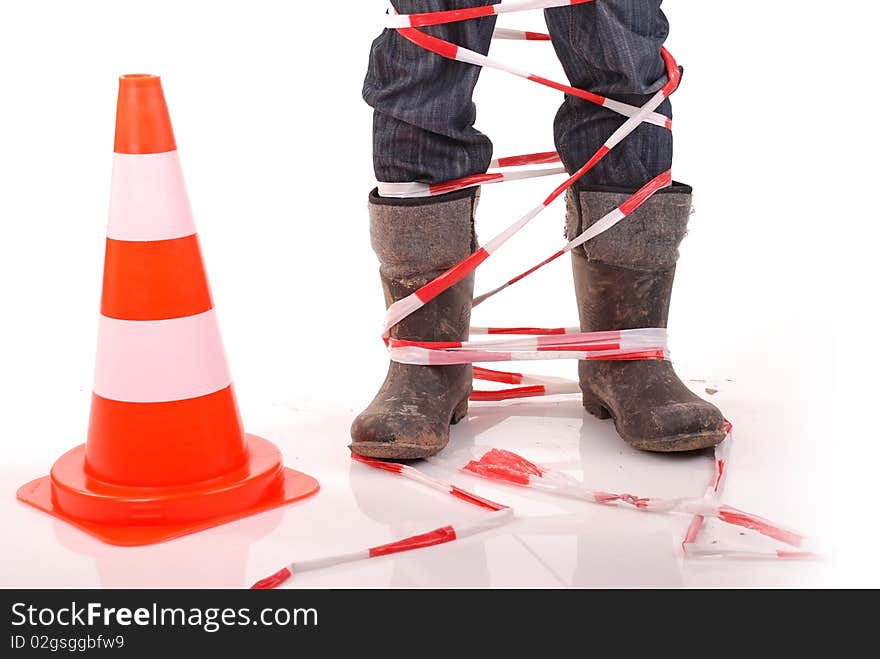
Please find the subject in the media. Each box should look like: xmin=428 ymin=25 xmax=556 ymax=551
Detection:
xmin=17 ymin=74 xmax=319 ymax=546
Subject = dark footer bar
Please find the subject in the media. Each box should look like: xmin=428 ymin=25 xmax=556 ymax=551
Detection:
xmin=0 ymin=589 xmax=845 ymax=653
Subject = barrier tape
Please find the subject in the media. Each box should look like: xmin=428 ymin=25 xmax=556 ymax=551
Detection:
xmin=430 ymin=435 xmax=812 ymax=555
xmin=378 ymin=0 xmax=812 ymax=558
xmin=252 ymin=438 xmax=813 ymax=588
xmin=251 ymin=454 xmax=513 ymax=588
xmin=248 ymin=2 xmax=808 ymax=588
xmin=377 ymin=0 xmax=809 ymax=563
xmin=375 ymin=9 xmax=677 ymax=393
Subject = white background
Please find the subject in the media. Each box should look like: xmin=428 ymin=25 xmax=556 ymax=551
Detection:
xmin=0 ymin=1 xmax=876 ymax=587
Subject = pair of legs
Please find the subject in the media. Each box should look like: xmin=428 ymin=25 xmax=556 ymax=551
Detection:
xmin=363 ymin=0 xmax=672 ymax=187
xmin=352 ymin=1 xmax=726 ymax=459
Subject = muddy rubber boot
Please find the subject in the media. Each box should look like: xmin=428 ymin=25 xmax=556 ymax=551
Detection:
xmin=566 ymin=183 xmax=726 ymax=452
xmin=350 ymin=188 xmax=478 ymax=460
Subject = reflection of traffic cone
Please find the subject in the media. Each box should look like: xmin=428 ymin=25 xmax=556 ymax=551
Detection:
xmin=51 ymin=505 xmax=286 ymax=587
xmin=17 ymin=74 xmax=319 ymax=546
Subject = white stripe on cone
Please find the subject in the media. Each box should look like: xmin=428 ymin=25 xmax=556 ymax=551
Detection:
xmin=107 ymin=151 xmax=196 ymax=242
xmin=93 ymin=309 xmax=232 ymax=403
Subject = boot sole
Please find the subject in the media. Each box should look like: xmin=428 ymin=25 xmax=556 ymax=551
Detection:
xmin=582 ymin=393 xmax=726 ymax=453
xmin=625 ymin=430 xmax=727 ymax=453
xmin=349 ymin=395 xmax=470 ymax=461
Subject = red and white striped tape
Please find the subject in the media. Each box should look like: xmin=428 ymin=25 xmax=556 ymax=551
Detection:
xmin=382 ymin=164 xmax=674 ymax=340
xmin=679 ymin=423 xmax=816 ymax=559
xmin=369 ymin=2 xmax=719 ymax=403
xmin=389 ymin=327 xmax=668 ymax=366
xmin=428 ymin=436 xmax=814 ymax=557
xmin=471 ymin=366 xmax=581 ymax=401
xmin=383 ymin=0 xmax=598 ymax=29
xmin=492 ymin=27 xmax=551 ymax=41
xmin=251 ymin=454 xmax=512 ymax=588
xmin=377 ymin=3 xmax=681 ymax=346
xmin=252 ymin=436 xmax=812 ymax=588
xmin=385 ymin=1 xmax=674 ymax=130
xmin=379 ymin=151 xmax=567 ymax=199
xmin=249 ymin=2 xmax=801 ymax=589
xmin=373 ymin=0 xmax=682 ymax=375
xmin=372 ymin=6 xmax=806 ymax=560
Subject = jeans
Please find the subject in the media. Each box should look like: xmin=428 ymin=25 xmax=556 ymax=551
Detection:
xmin=363 ymin=0 xmax=673 ymax=189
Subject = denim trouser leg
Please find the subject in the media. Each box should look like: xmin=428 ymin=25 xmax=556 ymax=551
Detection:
xmin=363 ymin=1 xmax=673 ymax=189
xmin=362 ymin=1 xmax=499 ymax=185
xmin=544 ymin=0 xmax=673 ymax=188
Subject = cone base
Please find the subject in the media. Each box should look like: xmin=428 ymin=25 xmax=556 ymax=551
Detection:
xmin=17 ymin=434 xmax=319 ymax=546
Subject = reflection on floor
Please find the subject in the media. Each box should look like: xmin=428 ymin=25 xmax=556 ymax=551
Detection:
xmin=4 ymin=373 xmax=831 ymax=588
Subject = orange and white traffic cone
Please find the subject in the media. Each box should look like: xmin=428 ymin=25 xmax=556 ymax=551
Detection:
xmin=17 ymin=74 xmax=319 ymax=546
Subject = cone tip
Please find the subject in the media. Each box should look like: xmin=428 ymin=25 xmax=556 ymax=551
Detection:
xmin=114 ymin=73 xmax=176 ymax=155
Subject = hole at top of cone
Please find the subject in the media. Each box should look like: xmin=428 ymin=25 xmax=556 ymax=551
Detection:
xmin=119 ymin=73 xmax=160 ymax=86
xmin=114 ymin=73 xmax=176 ymax=155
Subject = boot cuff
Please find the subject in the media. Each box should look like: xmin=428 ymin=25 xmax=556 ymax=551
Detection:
xmin=565 ymin=183 xmax=692 ymax=271
xmin=369 ymin=188 xmax=477 ymax=276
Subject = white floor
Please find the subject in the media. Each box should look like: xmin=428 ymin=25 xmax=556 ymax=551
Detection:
xmin=2 ymin=358 xmax=834 ymax=588
xmin=0 ymin=163 xmax=842 ymax=588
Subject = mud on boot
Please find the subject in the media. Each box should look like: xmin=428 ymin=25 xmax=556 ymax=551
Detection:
xmin=566 ymin=183 xmax=726 ymax=452
xmin=350 ymin=187 xmax=478 ymax=460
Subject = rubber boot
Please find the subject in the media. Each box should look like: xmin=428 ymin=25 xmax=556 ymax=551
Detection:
xmin=350 ymin=188 xmax=478 ymax=460
xmin=566 ymin=183 xmax=726 ymax=452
